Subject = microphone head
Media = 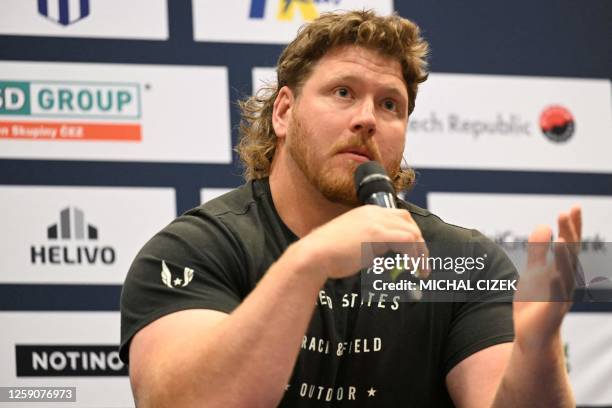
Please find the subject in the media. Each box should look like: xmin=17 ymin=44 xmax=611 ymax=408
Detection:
xmin=354 ymin=161 xmax=395 ymax=204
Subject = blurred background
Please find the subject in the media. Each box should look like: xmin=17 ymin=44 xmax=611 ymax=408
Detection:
xmin=0 ymin=0 xmax=610 ymax=406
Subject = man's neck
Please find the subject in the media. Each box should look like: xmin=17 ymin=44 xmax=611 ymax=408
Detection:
xmin=269 ymin=150 xmax=352 ymax=238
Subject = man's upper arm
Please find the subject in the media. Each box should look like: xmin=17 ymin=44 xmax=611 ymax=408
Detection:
xmin=446 ymin=342 xmax=513 ymax=408
xmin=119 ymin=212 xmax=244 ymax=364
xmin=129 ymin=309 xmax=229 ymax=405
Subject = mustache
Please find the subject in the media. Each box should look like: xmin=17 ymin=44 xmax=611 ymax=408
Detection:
xmin=331 ymin=136 xmax=403 ymax=181
xmin=331 ymin=136 xmax=383 ymax=163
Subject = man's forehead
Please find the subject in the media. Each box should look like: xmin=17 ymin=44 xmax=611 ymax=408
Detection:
xmin=308 ymin=46 xmax=407 ymax=90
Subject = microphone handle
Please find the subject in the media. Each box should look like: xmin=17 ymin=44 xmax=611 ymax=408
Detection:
xmin=365 ymin=192 xmax=397 ymax=208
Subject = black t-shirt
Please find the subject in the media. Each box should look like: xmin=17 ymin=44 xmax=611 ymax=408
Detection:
xmin=120 ymin=178 xmax=516 ymax=407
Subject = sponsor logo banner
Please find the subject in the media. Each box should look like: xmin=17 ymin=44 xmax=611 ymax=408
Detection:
xmin=0 ymin=186 xmax=175 ymax=284
xmin=0 ymin=312 xmax=133 ymax=407
xmin=406 ymin=74 xmax=612 ymax=173
xmin=0 ymin=61 xmax=231 ymax=163
xmin=427 ymin=193 xmax=612 ymax=289
xmin=426 ymin=193 xmax=612 ymax=241
xmin=0 ymin=80 xmax=140 ymax=118
xmin=562 ymin=313 xmax=612 ymax=405
xmin=193 ymin=0 xmax=393 ymax=44
xmin=16 ymin=345 xmax=127 ymax=377
xmin=0 ymin=0 xmax=168 ymax=40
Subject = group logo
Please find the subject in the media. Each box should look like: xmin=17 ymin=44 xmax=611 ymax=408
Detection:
xmin=38 ymin=0 xmax=91 ymax=26
xmin=539 ymin=105 xmax=575 ymax=143
xmin=0 ymin=80 xmax=141 ymax=142
xmin=249 ymin=0 xmax=340 ymax=21
xmin=30 ymin=207 xmax=116 ymax=265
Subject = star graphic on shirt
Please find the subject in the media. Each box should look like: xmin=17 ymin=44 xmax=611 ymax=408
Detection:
xmin=173 ymin=277 xmax=182 ymax=286
xmin=367 ymin=387 xmax=377 ymax=397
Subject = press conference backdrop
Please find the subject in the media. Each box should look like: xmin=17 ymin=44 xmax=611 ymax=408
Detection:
xmin=0 ymin=1 xmax=610 ymax=407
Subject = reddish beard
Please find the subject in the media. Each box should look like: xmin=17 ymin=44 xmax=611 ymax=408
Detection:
xmin=286 ymin=112 xmax=402 ymax=206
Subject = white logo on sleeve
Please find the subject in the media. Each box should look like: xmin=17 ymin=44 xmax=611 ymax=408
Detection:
xmin=161 ymin=260 xmax=194 ymax=288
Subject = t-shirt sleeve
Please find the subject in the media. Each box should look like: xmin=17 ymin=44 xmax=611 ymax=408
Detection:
xmin=442 ymin=231 xmax=518 ymax=375
xmin=119 ymin=210 xmax=247 ymax=364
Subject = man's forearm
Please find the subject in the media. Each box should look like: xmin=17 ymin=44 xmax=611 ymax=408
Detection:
xmin=492 ymin=332 xmax=574 ymax=407
xmin=143 ymin=241 xmax=327 ymax=407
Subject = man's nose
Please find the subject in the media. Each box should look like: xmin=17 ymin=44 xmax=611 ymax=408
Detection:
xmin=350 ymin=99 xmax=376 ymax=136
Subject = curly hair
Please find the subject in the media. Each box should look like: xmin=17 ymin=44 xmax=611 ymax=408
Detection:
xmin=237 ymin=10 xmax=429 ymax=191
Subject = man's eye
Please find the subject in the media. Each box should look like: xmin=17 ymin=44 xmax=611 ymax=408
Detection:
xmin=335 ymin=87 xmax=350 ymax=98
xmin=383 ymin=99 xmax=396 ymax=111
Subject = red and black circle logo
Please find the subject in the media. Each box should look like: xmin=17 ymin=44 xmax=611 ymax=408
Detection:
xmin=539 ymin=105 xmax=575 ymax=143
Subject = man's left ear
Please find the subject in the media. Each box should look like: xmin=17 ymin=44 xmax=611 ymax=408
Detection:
xmin=272 ymin=86 xmax=294 ymax=139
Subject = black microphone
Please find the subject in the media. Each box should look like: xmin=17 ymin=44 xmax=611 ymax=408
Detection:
xmin=354 ymin=161 xmax=397 ymax=208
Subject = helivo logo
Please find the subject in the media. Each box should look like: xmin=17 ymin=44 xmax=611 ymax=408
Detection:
xmin=539 ymin=105 xmax=575 ymax=143
xmin=38 ymin=0 xmax=91 ymax=26
xmin=30 ymin=207 xmax=116 ymax=265
xmin=15 ymin=345 xmax=127 ymax=376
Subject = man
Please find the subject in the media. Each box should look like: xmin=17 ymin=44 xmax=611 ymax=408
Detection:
xmin=120 ymin=10 xmax=580 ymax=407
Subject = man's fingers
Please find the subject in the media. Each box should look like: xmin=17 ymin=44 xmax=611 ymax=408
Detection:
xmin=360 ymin=207 xmax=430 ymax=277
xmin=387 ymin=239 xmax=430 ymax=279
xmin=527 ymin=225 xmax=552 ymax=269
xmin=397 ymin=208 xmax=417 ymax=223
xmin=553 ymin=238 xmax=577 ymax=301
xmin=558 ymin=212 xmax=578 ymax=244
xmin=570 ymin=205 xmax=582 ymax=240
xmin=395 ymin=210 xmax=430 ymax=277
xmin=559 ymin=207 xmax=583 ymax=259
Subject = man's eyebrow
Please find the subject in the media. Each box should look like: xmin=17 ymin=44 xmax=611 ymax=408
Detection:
xmin=380 ymin=86 xmax=408 ymax=101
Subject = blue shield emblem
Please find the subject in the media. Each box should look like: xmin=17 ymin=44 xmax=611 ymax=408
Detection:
xmin=38 ymin=0 xmax=91 ymax=26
